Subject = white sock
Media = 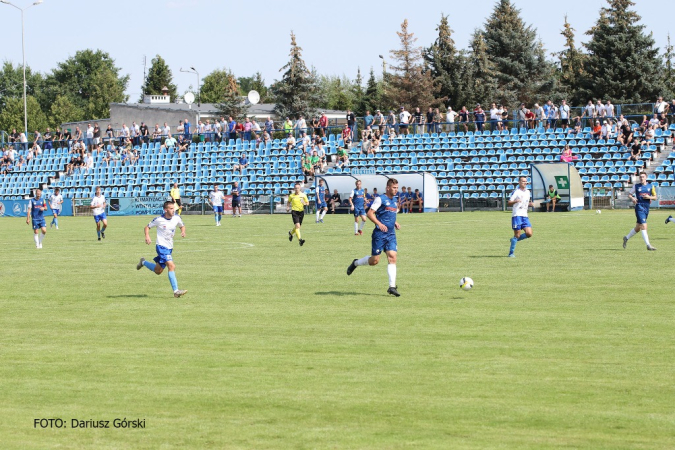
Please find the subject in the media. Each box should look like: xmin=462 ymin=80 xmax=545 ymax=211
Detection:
xmin=669 ymin=217 xmax=674 ymax=223
xmin=354 ymin=222 xmax=359 ymax=234
xmin=626 ymin=229 xmax=637 ymax=239
xmin=316 ymin=211 xmax=320 ymax=221
xmin=355 ymin=255 xmax=370 ymax=266
xmin=38 ymin=233 xmax=45 ymax=244
xmin=387 ymin=264 xmax=397 ymax=287
xmin=320 ymin=210 xmax=327 ymax=220
xmin=34 ymin=234 xmax=39 ymax=246
xmin=641 ymin=230 xmax=651 ymax=246
xmin=359 ymin=220 xmax=366 ymax=230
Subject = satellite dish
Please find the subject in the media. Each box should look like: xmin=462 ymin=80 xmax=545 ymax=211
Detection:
xmin=247 ymin=90 xmax=260 ymax=105
xmin=184 ymin=92 xmax=195 ymax=105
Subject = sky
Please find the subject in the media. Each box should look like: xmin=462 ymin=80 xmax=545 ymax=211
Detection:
xmin=2 ymin=0 xmax=674 ymax=102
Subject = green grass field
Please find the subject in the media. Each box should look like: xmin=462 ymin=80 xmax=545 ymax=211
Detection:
xmin=2 ymin=210 xmax=674 ymax=449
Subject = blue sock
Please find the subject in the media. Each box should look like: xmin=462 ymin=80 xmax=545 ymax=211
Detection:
xmin=143 ymin=260 xmax=156 ymax=272
xmin=219 ymin=213 xmax=222 ymax=222
xmin=509 ymin=237 xmax=517 ymax=254
xmin=54 ymin=217 xmax=58 ymax=227
xmin=518 ymin=234 xmax=529 ymax=241
xmin=101 ymin=225 xmax=106 ymax=232
xmin=168 ymin=271 xmax=178 ymax=291
xmin=97 ymin=230 xmax=101 ymax=237
xmin=215 ymin=214 xmax=219 ymax=223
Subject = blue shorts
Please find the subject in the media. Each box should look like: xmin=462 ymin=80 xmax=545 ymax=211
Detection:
xmin=52 ymin=209 xmax=60 ymax=216
xmin=317 ymin=201 xmax=327 ymax=209
xmin=511 ymin=216 xmax=532 ymax=230
xmin=94 ymin=213 xmax=107 ymax=223
xmin=372 ymin=230 xmax=397 ymax=255
xmin=232 ymin=198 xmax=240 ymax=207
xmin=354 ymin=207 xmax=366 ymax=217
xmin=213 ymin=206 xmax=223 ymax=213
xmin=153 ymin=245 xmax=173 ymax=269
xmin=635 ymin=205 xmax=649 ymax=224
xmin=32 ymin=219 xmax=46 ymax=230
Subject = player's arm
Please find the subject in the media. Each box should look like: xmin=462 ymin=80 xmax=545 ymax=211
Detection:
xmin=507 ymin=194 xmax=519 ymax=207
xmin=301 ymin=194 xmax=309 ymax=206
xmin=144 ymin=225 xmax=152 ymax=245
xmin=628 ymin=186 xmax=637 ymax=204
xmin=348 ymin=191 xmax=354 ymax=209
xmin=180 ymin=225 xmax=186 ymax=238
xmin=366 ymin=207 xmax=386 ymax=232
xmin=26 ymin=201 xmax=31 ymax=223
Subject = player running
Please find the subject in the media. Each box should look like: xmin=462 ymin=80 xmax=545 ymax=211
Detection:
xmin=136 ymin=201 xmax=187 ymax=298
xmin=347 ymin=178 xmax=401 ymax=297
xmin=26 ymin=188 xmax=48 ymax=249
xmin=287 ymin=183 xmax=308 ymax=246
xmin=623 ymin=172 xmax=657 ymax=251
xmin=49 ymin=187 xmax=63 ymax=229
xmin=231 ymin=181 xmax=242 ymax=218
xmin=508 ymin=176 xmax=534 ymax=257
xmin=315 ymin=178 xmax=328 ymax=223
xmin=170 ymin=182 xmax=182 ymax=215
xmin=209 ymin=185 xmax=225 ymax=226
xmin=349 ymin=179 xmax=367 ymax=235
xmin=91 ymin=186 xmax=108 ymax=241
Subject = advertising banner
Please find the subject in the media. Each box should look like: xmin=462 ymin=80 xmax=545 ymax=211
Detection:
xmin=655 ymin=186 xmax=675 ymax=208
xmin=0 ymin=198 xmax=73 ymax=217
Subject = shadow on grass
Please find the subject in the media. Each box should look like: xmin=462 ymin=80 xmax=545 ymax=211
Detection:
xmin=106 ymin=294 xmax=149 ymax=298
xmin=468 ymin=255 xmax=509 ymax=258
xmin=315 ymin=291 xmax=382 ymax=297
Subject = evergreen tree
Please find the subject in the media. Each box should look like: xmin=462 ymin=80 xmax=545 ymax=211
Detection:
xmin=579 ymin=0 xmax=664 ymax=103
xmin=386 ymin=19 xmax=440 ymax=110
xmin=464 ymin=30 xmax=498 ymax=108
xmin=215 ymin=72 xmax=248 ymax=121
xmin=482 ymin=0 xmax=551 ymax=105
xmin=352 ymin=68 xmax=365 ymax=115
xmin=553 ymin=17 xmax=587 ymax=105
xmin=662 ymin=34 xmax=675 ymax=99
xmin=362 ymin=67 xmax=380 ymax=113
xmin=271 ymin=32 xmax=320 ymax=120
xmin=139 ymin=55 xmax=178 ymax=102
xmin=424 ymin=14 xmax=464 ymax=107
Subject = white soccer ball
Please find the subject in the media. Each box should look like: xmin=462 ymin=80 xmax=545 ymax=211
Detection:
xmin=596 ymin=209 xmax=602 ymax=214
xmin=460 ymin=277 xmax=474 ymax=291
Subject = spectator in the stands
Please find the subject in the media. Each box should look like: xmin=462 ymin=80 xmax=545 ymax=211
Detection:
xmin=285 ymin=134 xmax=296 ymax=151
xmin=346 ymin=109 xmax=356 ymax=140
xmin=446 ymin=106 xmax=457 ymax=132
xmin=399 ymin=106 xmax=411 ymax=136
xmin=364 ymin=110 xmax=374 ymax=132
xmin=601 ymin=120 xmax=610 ymax=139
xmin=336 ymin=146 xmax=349 ymax=169
xmin=264 ymin=117 xmax=274 ymax=135
xmin=559 ymin=100 xmax=571 ymax=131
xmin=386 ymin=110 xmax=397 ymax=135
xmin=283 ymin=117 xmax=293 ymax=135
xmin=43 ymin=128 xmax=53 ymax=151
xmin=655 ymin=96 xmax=668 ymax=119
xmin=426 ymin=106 xmax=435 ymax=134
xmin=571 ymin=116 xmax=582 ymax=134
xmin=500 ymin=106 xmax=509 ymax=130
xmin=489 ymin=103 xmax=500 ymax=131
xmin=152 ymin=124 xmax=162 ymax=143
xmin=474 ymin=104 xmax=485 ymax=131
xmin=319 ymin=112 xmax=328 ymax=137
xmin=233 ymin=153 xmax=248 ymax=174
xmin=251 ymin=119 xmax=261 ymax=141
xmin=227 ymin=116 xmax=236 ymax=141
xmin=629 ymin=141 xmax=643 ymax=161
xmin=162 ymin=133 xmax=177 ymax=152
xmin=560 ymin=144 xmax=579 ymax=163
xmin=605 ymin=100 xmax=615 ymax=119
xmin=545 ymin=185 xmax=561 ymax=212
xmin=644 ymin=125 xmax=655 ymax=142
xmin=618 ymin=120 xmax=634 ymax=146
xmin=342 ymin=124 xmax=352 ymax=147
xmin=458 ymin=106 xmax=469 ymax=132
xmin=433 ymin=107 xmax=443 ymax=134
xmin=591 ymin=120 xmax=602 ymax=140
xmin=518 ymin=103 xmax=528 ymax=129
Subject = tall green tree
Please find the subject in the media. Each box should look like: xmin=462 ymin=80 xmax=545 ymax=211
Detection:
xmin=351 ymin=68 xmax=365 ymax=114
xmin=238 ymin=72 xmax=270 ymax=103
xmin=386 ymin=19 xmax=441 ymax=110
xmin=139 ymin=55 xmax=178 ymax=102
xmin=578 ymin=0 xmax=664 ymax=103
xmin=50 ymin=94 xmax=83 ymax=129
xmin=662 ymin=34 xmax=675 ymax=99
xmin=0 ymin=61 xmax=45 ymax=121
xmin=463 ymin=30 xmax=498 ymax=108
xmin=424 ymin=14 xmax=464 ymax=107
xmin=554 ymin=16 xmax=587 ymax=104
xmin=0 ymin=96 xmax=48 ymax=135
xmin=46 ymin=49 xmax=128 ymax=120
xmin=201 ymin=68 xmax=236 ymax=104
xmin=215 ymin=71 xmax=248 ymax=121
xmin=482 ymin=0 xmax=552 ymax=105
xmin=271 ymin=32 xmax=320 ymax=119
xmin=361 ymin=68 xmax=381 ymax=113
xmin=316 ymin=75 xmax=354 ymax=111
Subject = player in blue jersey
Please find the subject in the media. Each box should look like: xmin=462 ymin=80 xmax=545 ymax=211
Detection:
xmin=26 ymin=188 xmax=48 ymax=249
xmin=398 ymin=185 xmax=409 ymax=213
xmin=347 ymin=178 xmax=401 ymax=297
xmin=315 ymin=178 xmax=328 ymax=223
xmin=136 ymin=200 xmax=188 ymax=298
xmin=508 ymin=176 xmax=534 ymax=257
xmin=231 ymin=181 xmax=242 ymax=218
xmin=623 ymin=172 xmax=657 ymax=251
xmin=364 ymin=188 xmax=373 ymax=211
xmin=349 ymin=179 xmax=368 ymax=235
xmin=49 ymin=187 xmax=63 ymax=229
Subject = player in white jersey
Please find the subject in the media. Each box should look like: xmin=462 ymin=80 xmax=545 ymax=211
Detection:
xmin=90 ymin=186 xmax=108 ymax=241
xmin=508 ymin=176 xmax=534 ymax=257
xmin=49 ymin=187 xmax=64 ymax=229
xmin=209 ymin=185 xmax=226 ymax=226
xmin=136 ymin=200 xmax=187 ymax=298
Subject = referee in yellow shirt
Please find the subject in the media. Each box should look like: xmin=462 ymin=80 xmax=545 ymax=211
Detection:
xmin=170 ymin=183 xmax=182 ymax=215
xmin=287 ymin=182 xmax=309 ymax=246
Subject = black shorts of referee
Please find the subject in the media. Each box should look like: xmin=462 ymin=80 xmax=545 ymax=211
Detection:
xmin=292 ymin=210 xmax=304 ymax=225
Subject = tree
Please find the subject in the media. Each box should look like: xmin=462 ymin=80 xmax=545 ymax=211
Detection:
xmin=662 ymin=34 xmax=675 ymax=99
xmin=361 ymin=68 xmax=381 ymax=114
xmin=0 ymin=96 xmax=48 ymax=135
xmin=49 ymin=94 xmax=83 ymax=128
xmin=271 ymin=32 xmax=321 ymax=120
xmin=46 ymin=49 xmax=128 ymax=120
xmin=201 ymin=68 xmax=236 ymax=104
xmin=578 ymin=0 xmax=664 ymax=103
xmin=316 ymin=75 xmax=354 ymax=111
xmin=351 ymin=68 xmax=365 ymax=114
xmin=386 ymin=19 xmax=441 ymax=110
xmin=424 ymin=14 xmax=464 ymax=107
xmin=215 ymin=72 xmax=248 ymax=121
xmin=482 ymin=0 xmax=552 ymax=105
xmin=139 ymin=54 xmax=178 ymax=102
xmin=464 ymin=30 xmax=498 ymax=108
xmin=0 ymin=61 xmax=44 ymax=115
xmin=555 ymin=16 xmax=586 ymax=105
xmin=238 ymin=72 xmax=270 ymax=103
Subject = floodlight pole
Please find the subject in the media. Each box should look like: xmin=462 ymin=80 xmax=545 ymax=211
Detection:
xmin=180 ymin=67 xmax=200 ymax=107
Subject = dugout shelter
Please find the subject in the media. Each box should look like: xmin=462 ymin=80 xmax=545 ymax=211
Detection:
xmin=530 ymin=163 xmax=584 ymax=211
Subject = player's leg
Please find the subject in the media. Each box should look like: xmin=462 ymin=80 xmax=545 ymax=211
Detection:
xmin=519 ymin=226 xmax=533 ymax=240
xmin=316 ymin=206 xmax=321 ymax=223
xmin=96 ymin=217 xmax=102 ymax=240
xmin=552 ymin=198 xmax=557 ymax=212
xmin=640 ymin=222 xmax=656 ymax=250
xmin=213 ymin=207 xmax=218 ymax=225
xmin=39 ymin=226 xmax=46 ymax=247
xmin=165 ymin=260 xmax=185 ymax=296
xmin=358 ymin=214 xmax=367 ymax=234
xmin=384 ymin=237 xmax=400 ymax=296
xmin=509 ymin=220 xmax=521 ymax=257
xmin=666 ymin=215 xmax=673 ymax=224
xmin=100 ymin=217 xmax=107 ymax=238
xmin=33 ymin=228 xmax=40 ymax=248
xmin=354 ymin=215 xmax=359 ymax=235
xmin=319 ymin=206 xmax=327 ymax=221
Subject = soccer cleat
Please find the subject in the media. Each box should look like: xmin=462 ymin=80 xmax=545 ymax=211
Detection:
xmin=101 ymin=231 xmax=105 ymax=239
xmin=49 ymin=223 xmax=53 ymax=228
xmin=358 ymin=230 xmax=363 ymax=235
xmin=173 ymin=289 xmax=188 ymax=298
xmin=319 ymin=219 xmax=324 ymax=223
xmin=387 ymin=286 xmax=401 ymax=297
xmin=622 ymin=236 xmax=628 ymax=249
xmin=98 ymin=236 xmax=101 ymax=241
xmin=347 ymin=259 xmax=357 ymax=276
xmin=136 ymin=257 xmax=145 ymax=270
xmin=508 ymin=253 xmax=515 ymax=258
xmin=55 ymin=226 xmax=59 ymax=230
xmin=666 ymin=215 xmax=672 ymax=225
xmin=354 ymin=233 xmax=359 ymax=236
xmin=299 ymin=239 xmax=305 ymax=246
xmin=288 ymin=230 xmax=293 ymax=242
xmin=647 ymin=245 xmax=657 ymax=251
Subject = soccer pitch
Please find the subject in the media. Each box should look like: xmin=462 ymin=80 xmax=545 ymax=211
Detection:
xmin=2 ymin=210 xmax=674 ymax=449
